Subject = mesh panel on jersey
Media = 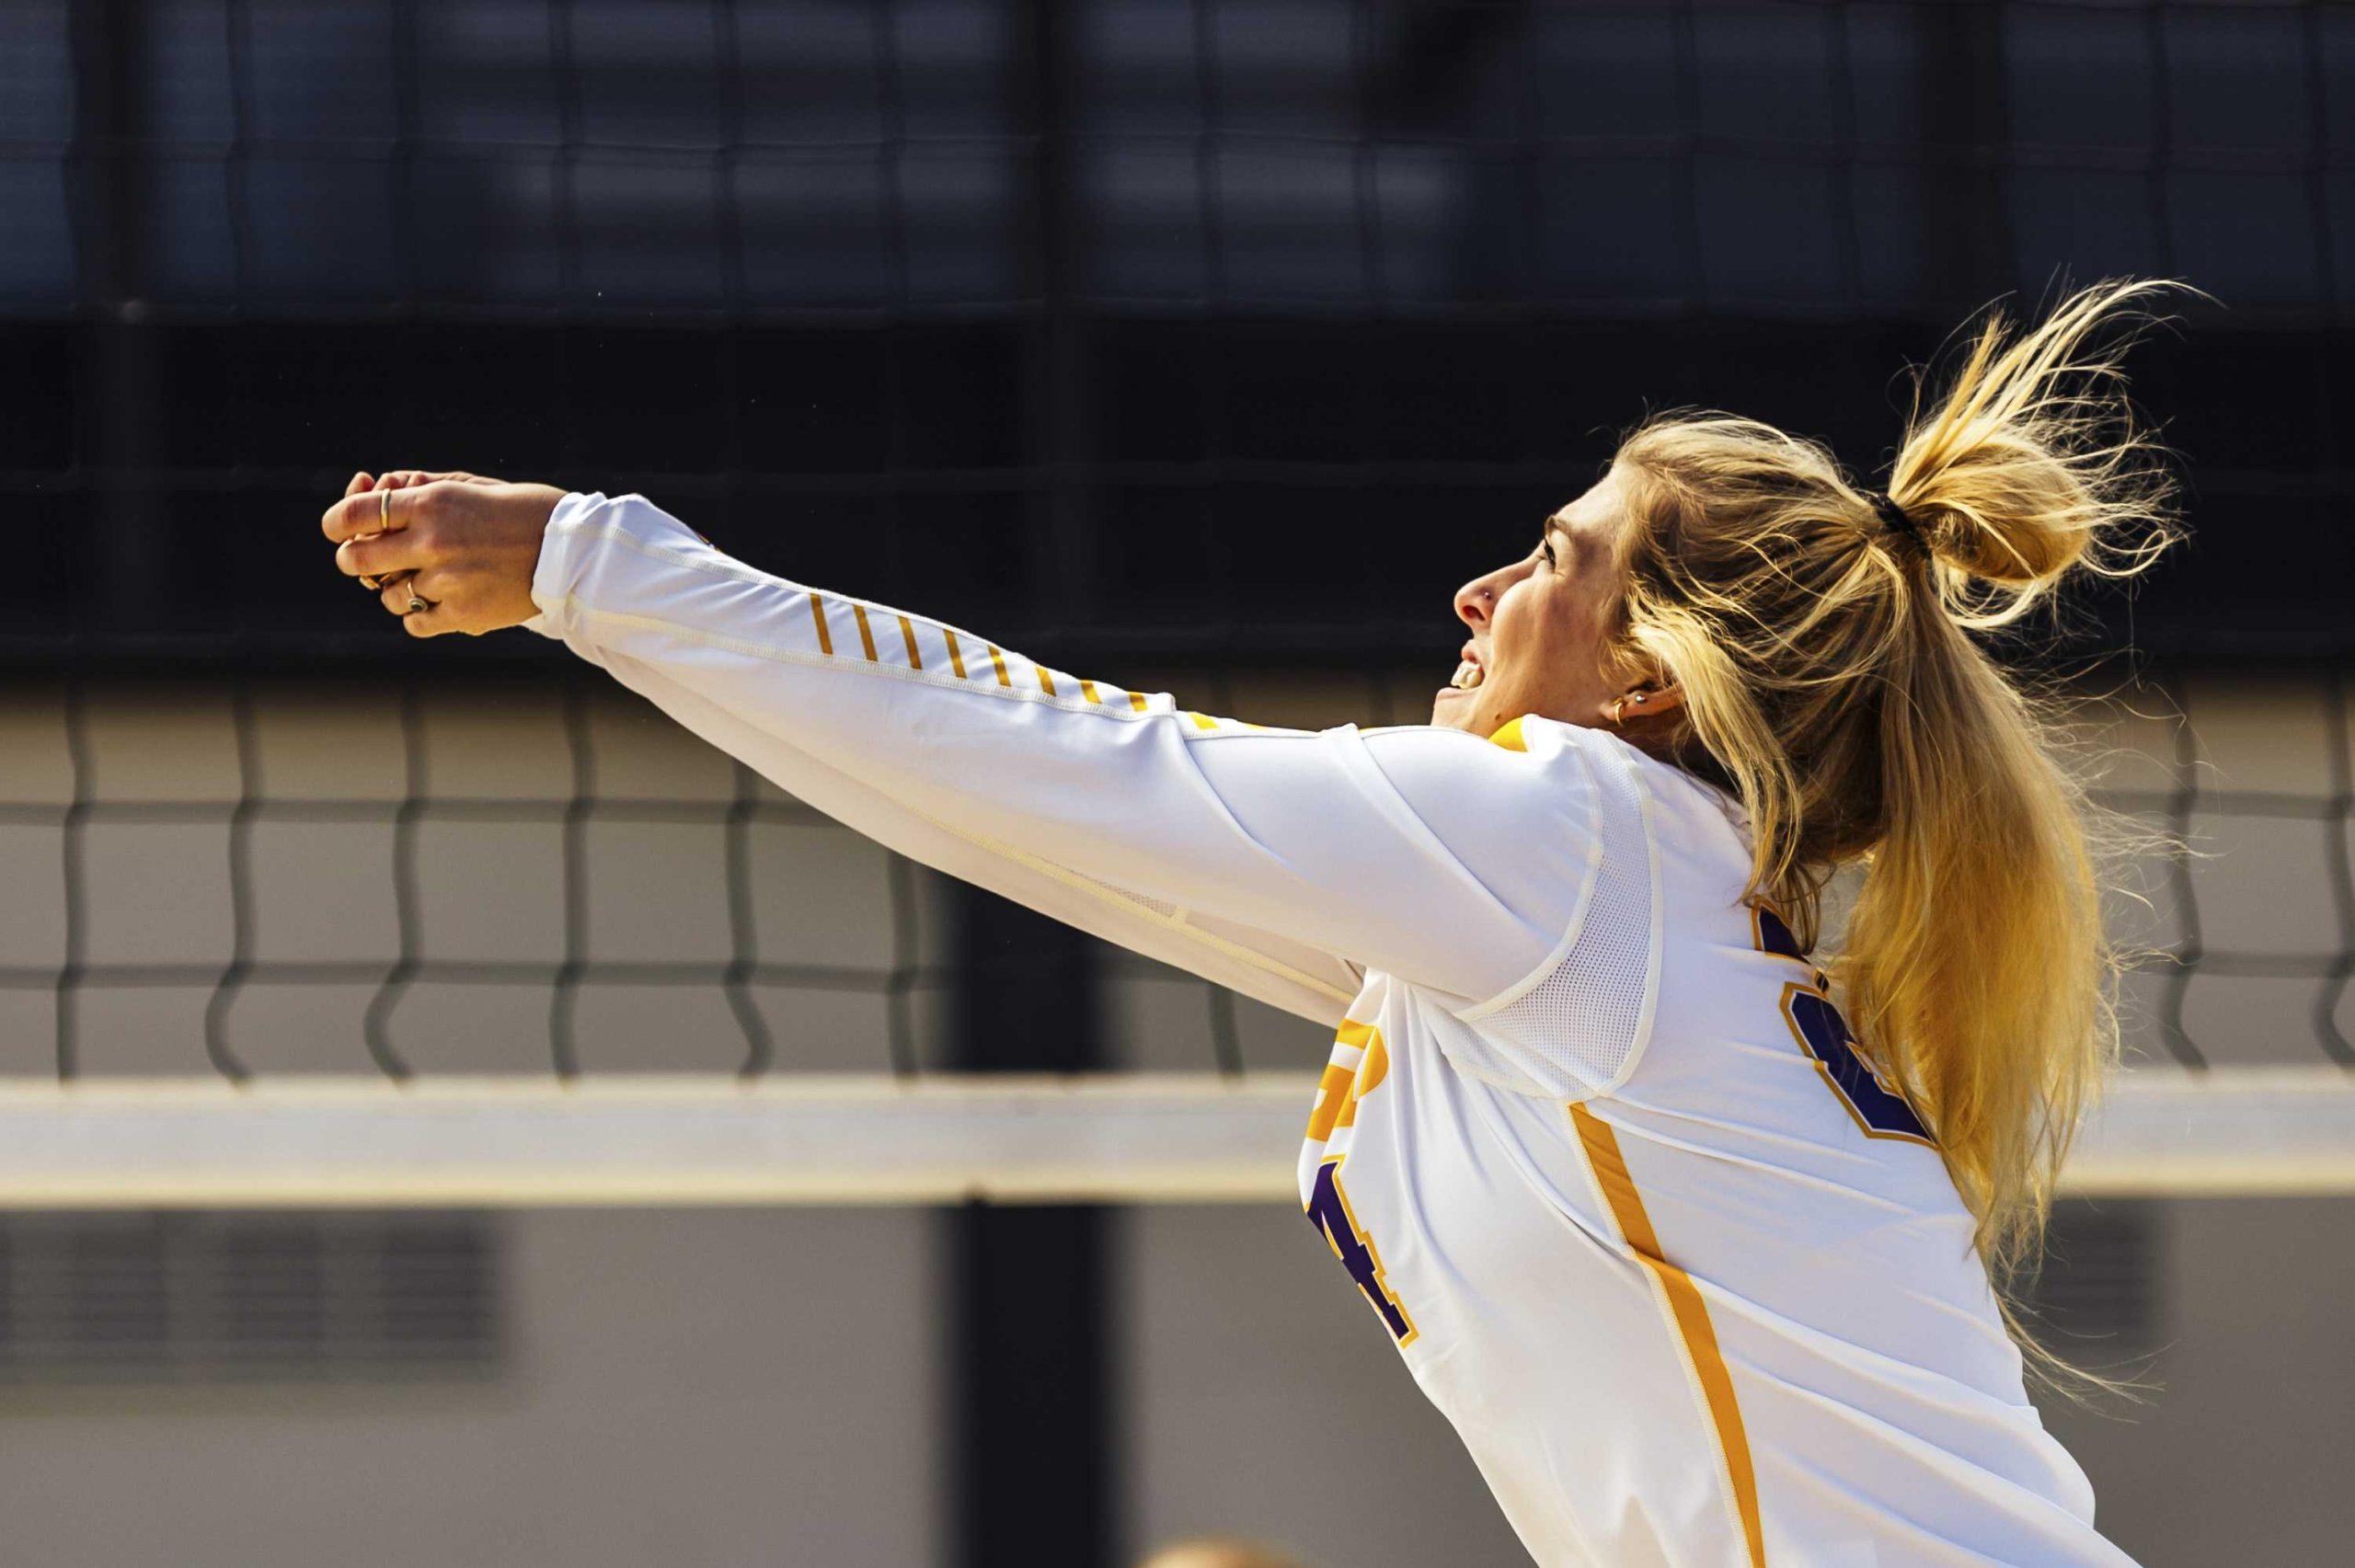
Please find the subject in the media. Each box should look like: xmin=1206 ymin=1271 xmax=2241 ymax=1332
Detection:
xmin=1475 ymin=737 xmax=1659 ymax=1096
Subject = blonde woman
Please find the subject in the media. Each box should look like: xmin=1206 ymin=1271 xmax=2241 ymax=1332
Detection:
xmin=323 ymin=280 xmax=2176 ymax=1565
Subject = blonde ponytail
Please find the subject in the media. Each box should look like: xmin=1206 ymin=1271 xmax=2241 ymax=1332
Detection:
xmin=1608 ymin=279 xmax=2188 ymax=1290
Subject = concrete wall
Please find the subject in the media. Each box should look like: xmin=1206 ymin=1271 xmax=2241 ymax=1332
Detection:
xmin=0 ymin=1209 xmax=945 ymax=1568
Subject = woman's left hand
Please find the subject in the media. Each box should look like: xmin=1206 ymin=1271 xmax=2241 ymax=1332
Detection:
xmin=322 ymin=470 xmax=567 ymax=637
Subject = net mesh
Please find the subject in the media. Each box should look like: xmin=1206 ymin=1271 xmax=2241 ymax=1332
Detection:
xmin=7 ymin=675 xmax=952 ymax=1082
xmin=2 ymin=670 xmax=2351 ymax=1083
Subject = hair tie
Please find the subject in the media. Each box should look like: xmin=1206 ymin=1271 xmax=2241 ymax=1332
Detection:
xmin=1867 ymin=490 xmax=1923 ymax=546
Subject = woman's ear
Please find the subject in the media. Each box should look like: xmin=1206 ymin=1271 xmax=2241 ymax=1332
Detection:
xmin=1601 ymin=683 xmax=1685 ymax=727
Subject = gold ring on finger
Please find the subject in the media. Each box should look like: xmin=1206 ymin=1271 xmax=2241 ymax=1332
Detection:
xmin=358 ymin=487 xmax=396 ymax=589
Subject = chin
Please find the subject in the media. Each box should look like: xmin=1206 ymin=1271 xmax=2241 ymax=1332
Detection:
xmin=1430 ymin=689 xmax=1489 ymax=732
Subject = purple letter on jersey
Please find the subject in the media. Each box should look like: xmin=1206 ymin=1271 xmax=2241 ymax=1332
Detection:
xmin=1757 ymin=906 xmax=1935 ymax=1145
xmin=1306 ymin=1161 xmax=1416 ymax=1344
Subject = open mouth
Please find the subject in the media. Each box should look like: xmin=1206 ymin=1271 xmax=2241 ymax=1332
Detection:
xmin=1446 ymin=642 xmax=1486 ymax=692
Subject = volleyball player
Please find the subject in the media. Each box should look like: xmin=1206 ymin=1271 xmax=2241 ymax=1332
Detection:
xmin=322 ymin=280 xmax=2181 ymax=1564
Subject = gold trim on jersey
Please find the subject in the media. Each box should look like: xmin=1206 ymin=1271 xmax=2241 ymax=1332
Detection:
xmin=1488 ymin=715 xmax=1530 ymax=751
xmin=1569 ymin=1104 xmax=1767 ymax=1568
xmin=1305 ymin=1058 xmax=1358 ymax=1145
xmin=1304 ymin=1022 xmax=1387 ymax=1145
xmin=1336 ymin=1021 xmax=1386 ymax=1128
xmin=563 ymin=522 xmax=1290 ymax=755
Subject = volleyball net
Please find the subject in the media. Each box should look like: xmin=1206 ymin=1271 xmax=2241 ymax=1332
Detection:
xmin=0 ymin=666 xmax=2349 ymax=1207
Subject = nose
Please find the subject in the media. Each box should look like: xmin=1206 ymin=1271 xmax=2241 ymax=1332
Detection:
xmin=1455 ymin=565 xmax=1510 ymax=630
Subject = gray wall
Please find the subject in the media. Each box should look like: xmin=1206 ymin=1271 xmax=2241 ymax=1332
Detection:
xmin=1 ymin=1199 xmax=2346 ymax=1567
xmin=0 ymin=1209 xmax=943 ymax=1567
xmin=2044 ymin=1196 xmax=2355 ymax=1566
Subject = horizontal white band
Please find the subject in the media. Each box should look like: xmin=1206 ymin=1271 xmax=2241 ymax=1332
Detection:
xmin=0 ymin=1069 xmax=2339 ymax=1207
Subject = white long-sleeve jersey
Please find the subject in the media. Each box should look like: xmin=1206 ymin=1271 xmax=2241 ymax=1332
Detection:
xmin=523 ymin=492 xmax=2137 ymax=1568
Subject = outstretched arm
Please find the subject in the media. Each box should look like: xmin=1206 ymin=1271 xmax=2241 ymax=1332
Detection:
xmin=322 ymin=479 xmax=1593 ymax=1011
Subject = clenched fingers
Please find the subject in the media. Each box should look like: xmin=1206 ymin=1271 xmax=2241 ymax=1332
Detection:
xmin=327 ymin=485 xmax=444 ymax=597
xmin=339 ymin=526 xmax=431 ymax=582
xmin=326 ymin=472 xmax=562 ymax=640
xmin=378 ymin=567 xmax=448 ymax=619
xmin=329 ymin=475 xmax=407 ymax=586
xmin=342 ymin=472 xmax=430 ymax=587
xmin=387 ymin=567 xmax=485 ymax=640
xmin=321 ymin=482 xmax=415 ymax=546
xmin=331 ymin=479 xmax=401 ymax=588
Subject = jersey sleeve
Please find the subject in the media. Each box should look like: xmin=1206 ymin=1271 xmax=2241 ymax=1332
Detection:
xmin=520 ymin=492 xmax=1596 ymax=1014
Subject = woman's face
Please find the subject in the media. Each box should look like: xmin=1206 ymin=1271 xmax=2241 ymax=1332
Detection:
xmin=1432 ymin=468 xmax=1633 ymax=736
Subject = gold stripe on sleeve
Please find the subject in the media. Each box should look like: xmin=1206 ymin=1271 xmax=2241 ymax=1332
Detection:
xmin=1129 ymin=692 xmax=1150 ymax=714
xmin=897 ymin=614 xmax=923 ymax=670
xmin=1569 ymin=1104 xmax=1766 ymax=1568
xmin=1186 ymin=712 xmax=1219 ymax=731
xmin=1037 ymin=667 xmax=1057 ymax=697
xmin=851 ymin=603 xmax=880 ymax=662
xmin=943 ymin=628 xmax=969 ymax=679
xmin=1080 ymin=680 xmax=1100 ymax=705
xmin=988 ymin=644 xmax=1011 ymax=687
xmin=808 ymin=593 xmax=834 ymax=657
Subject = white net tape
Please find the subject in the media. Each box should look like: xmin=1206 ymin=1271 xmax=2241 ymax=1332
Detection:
xmin=0 ymin=1068 xmax=2344 ymax=1208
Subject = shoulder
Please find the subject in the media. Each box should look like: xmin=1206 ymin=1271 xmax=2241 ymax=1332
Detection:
xmin=1351 ymin=713 xmax=1598 ymax=791
xmin=1348 ymin=716 xmax=1603 ymax=845
xmin=1349 ymin=715 xmax=1745 ymax=844
xmin=1508 ymin=717 xmax=1753 ymax=870
xmin=1340 ymin=712 xmax=1741 ymax=849
xmin=1317 ymin=720 xmax=1607 ymax=980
